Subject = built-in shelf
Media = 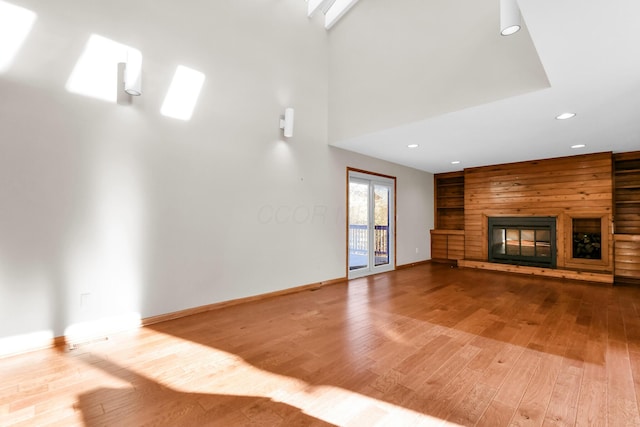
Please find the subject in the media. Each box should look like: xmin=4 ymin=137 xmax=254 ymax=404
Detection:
xmin=614 ymin=151 xmax=640 ymax=235
xmin=434 ymin=171 xmax=464 ymax=231
xmin=614 ymin=151 xmax=640 ymax=284
xmin=432 ymin=171 xmax=465 ymax=263
xmin=615 ymin=168 xmax=640 ymax=175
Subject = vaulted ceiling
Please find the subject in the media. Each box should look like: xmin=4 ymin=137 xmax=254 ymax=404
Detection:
xmin=327 ymin=0 xmax=640 ymax=173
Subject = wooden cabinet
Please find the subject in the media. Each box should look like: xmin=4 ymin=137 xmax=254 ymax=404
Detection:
xmin=615 ymin=235 xmax=640 ymax=283
xmin=431 ymin=230 xmax=465 ymax=261
xmin=614 ymin=151 xmax=640 ymax=284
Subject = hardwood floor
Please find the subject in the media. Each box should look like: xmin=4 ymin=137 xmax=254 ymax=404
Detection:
xmin=3 ymin=263 xmax=640 ymax=426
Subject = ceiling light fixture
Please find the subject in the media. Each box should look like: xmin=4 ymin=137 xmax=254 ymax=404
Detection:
xmin=451 ymin=161 xmax=461 ymax=165
xmin=407 ymin=144 xmax=419 ymax=148
xmin=556 ymin=112 xmax=576 ymax=120
xmin=500 ymin=0 xmax=521 ymax=36
xmin=571 ymin=144 xmax=586 ymax=149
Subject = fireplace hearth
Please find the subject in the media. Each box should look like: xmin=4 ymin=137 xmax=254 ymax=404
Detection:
xmin=488 ymin=217 xmax=557 ymax=268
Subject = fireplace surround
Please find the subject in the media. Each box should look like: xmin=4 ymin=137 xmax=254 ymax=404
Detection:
xmin=488 ymin=217 xmax=557 ymax=268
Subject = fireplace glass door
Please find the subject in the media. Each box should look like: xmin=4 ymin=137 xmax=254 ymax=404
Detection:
xmin=493 ymin=228 xmax=552 ymax=258
xmin=488 ymin=217 xmax=556 ymax=268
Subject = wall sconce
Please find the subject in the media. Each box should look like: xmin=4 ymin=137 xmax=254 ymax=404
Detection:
xmin=500 ymin=0 xmax=521 ymax=36
xmin=124 ymin=49 xmax=142 ymax=96
xmin=280 ymin=107 xmax=294 ymax=138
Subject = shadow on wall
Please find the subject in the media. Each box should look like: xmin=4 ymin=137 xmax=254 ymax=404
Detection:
xmin=0 ymin=78 xmax=148 ymax=345
xmin=0 ymin=81 xmax=86 ymax=338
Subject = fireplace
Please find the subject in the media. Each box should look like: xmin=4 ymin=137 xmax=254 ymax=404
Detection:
xmin=488 ymin=217 xmax=557 ymax=268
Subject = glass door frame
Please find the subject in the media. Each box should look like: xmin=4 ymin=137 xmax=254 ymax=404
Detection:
xmin=347 ymin=168 xmax=396 ymax=279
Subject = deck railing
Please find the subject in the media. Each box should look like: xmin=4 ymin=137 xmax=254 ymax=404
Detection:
xmin=349 ymin=224 xmax=389 ymax=255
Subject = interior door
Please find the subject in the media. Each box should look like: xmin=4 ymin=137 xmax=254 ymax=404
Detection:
xmin=348 ymin=170 xmax=395 ymax=279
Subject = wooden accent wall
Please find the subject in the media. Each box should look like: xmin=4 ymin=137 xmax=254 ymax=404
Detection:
xmin=464 ymin=152 xmax=613 ymax=272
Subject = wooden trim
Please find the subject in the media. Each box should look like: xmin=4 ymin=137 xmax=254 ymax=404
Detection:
xmin=562 ymin=212 xmax=612 ymax=272
xmin=347 ymin=167 xmax=397 ymax=181
xmin=345 ymin=168 xmax=350 ymax=279
xmin=3 ymin=277 xmax=347 ymax=358
xmin=53 ymin=335 xmax=67 ymax=349
xmin=346 ymin=167 xmax=398 ymax=277
xmin=458 ymin=260 xmax=614 ymax=284
xmin=389 ymin=171 xmax=398 ymax=270
xmin=142 ymin=277 xmax=347 ymax=326
xmin=396 ymin=260 xmax=431 ymax=270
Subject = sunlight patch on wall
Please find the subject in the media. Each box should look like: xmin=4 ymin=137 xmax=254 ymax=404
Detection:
xmin=63 ymin=140 xmax=145 ymax=335
xmin=64 ymin=312 xmax=141 ymax=345
xmin=66 ymin=34 xmax=142 ymax=103
xmin=0 ymin=1 xmax=37 ymax=73
xmin=161 ymin=65 xmax=205 ymax=121
xmin=0 ymin=330 xmax=54 ymax=358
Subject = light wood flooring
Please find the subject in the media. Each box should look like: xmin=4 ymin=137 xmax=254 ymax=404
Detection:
xmin=3 ymin=263 xmax=640 ymax=426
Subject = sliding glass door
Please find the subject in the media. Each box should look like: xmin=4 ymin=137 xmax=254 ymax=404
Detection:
xmin=348 ymin=170 xmax=395 ymax=279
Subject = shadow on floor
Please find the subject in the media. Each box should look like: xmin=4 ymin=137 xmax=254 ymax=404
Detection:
xmin=76 ymin=356 xmax=335 ymax=427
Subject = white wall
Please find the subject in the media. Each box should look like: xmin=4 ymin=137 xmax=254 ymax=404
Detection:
xmin=0 ymin=0 xmax=433 ymax=348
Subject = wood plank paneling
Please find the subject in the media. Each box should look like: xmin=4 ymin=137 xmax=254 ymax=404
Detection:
xmin=448 ymin=234 xmax=465 ymax=260
xmin=431 ymin=233 xmax=448 ymax=260
xmin=464 ymin=153 xmax=613 ymax=272
xmin=615 ymin=235 xmax=640 ymax=281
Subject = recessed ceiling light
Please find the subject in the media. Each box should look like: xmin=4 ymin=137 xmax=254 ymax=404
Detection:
xmin=407 ymin=144 xmax=419 ymax=148
xmin=571 ymin=144 xmax=586 ymax=149
xmin=556 ymin=112 xmax=576 ymax=120
xmin=451 ymin=160 xmax=461 ymax=165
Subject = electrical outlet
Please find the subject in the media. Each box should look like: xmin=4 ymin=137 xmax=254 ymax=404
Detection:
xmin=80 ymin=293 xmax=91 ymax=311
xmin=415 ymin=247 xmax=419 ymax=254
